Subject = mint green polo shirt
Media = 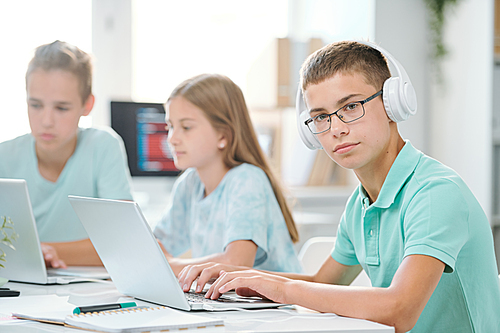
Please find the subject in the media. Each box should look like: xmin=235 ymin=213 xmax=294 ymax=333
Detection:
xmin=332 ymin=141 xmax=500 ymax=332
xmin=0 ymin=127 xmax=133 ymax=242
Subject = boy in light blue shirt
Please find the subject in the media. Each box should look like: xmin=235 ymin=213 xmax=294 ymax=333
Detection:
xmin=333 ymin=140 xmax=500 ymax=331
xmin=177 ymin=41 xmax=500 ymax=332
xmin=0 ymin=41 xmax=133 ymax=267
xmin=0 ymin=127 xmax=132 ymax=242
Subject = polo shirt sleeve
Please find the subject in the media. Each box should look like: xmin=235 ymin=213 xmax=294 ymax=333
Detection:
xmin=403 ymin=179 xmax=469 ymax=273
xmin=331 ymin=212 xmax=360 ymax=266
xmin=153 ymin=171 xmax=191 ymax=257
xmin=94 ymin=129 xmax=133 ymax=200
xmin=223 ymin=167 xmax=271 ymax=266
xmin=0 ymin=134 xmax=34 ymax=178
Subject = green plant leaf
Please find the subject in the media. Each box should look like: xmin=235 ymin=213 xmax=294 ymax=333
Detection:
xmin=424 ymin=0 xmax=461 ymax=84
xmin=0 ymin=216 xmax=17 ymax=269
xmin=0 ymin=277 xmax=8 ymax=286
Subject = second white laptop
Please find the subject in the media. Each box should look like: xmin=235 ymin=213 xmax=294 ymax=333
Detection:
xmin=0 ymin=179 xmax=109 ymax=284
xmin=68 ymin=195 xmax=285 ymax=311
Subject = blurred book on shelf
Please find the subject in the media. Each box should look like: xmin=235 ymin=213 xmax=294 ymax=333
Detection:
xmin=307 ymin=151 xmax=349 ymax=186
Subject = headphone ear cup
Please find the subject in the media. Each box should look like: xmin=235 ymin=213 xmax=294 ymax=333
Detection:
xmin=382 ymin=77 xmax=417 ymax=122
xmin=354 ymin=40 xmax=417 ymax=122
xmin=382 ymin=77 xmax=402 ymax=122
xmin=296 ymin=88 xmax=322 ymax=150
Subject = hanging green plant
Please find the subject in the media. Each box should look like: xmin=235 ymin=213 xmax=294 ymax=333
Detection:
xmin=424 ymin=0 xmax=461 ymax=81
xmin=0 ymin=216 xmax=18 ymax=269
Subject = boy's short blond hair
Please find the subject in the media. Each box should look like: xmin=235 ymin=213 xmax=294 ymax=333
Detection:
xmin=300 ymin=41 xmax=391 ymax=93
xmin=26 ymin=40 xmax=92 ymax=103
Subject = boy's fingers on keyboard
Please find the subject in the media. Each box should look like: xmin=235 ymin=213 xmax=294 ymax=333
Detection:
xmin=197 ymin=265 xmax=227 ymax=292
xmin=205 ymin=280 xmax=219 ymax=299
xmin=179 ymin=262 xmax=218 ymax=292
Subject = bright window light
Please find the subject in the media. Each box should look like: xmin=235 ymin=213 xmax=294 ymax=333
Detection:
xmin=132 ymin=0 xmax=289 ymax=106
xmin=0 ymin=0 xmax=91 ymax=143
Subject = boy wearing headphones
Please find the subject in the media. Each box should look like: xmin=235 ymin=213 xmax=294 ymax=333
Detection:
xmin=177 ymin=41 xmax=500 ymax=332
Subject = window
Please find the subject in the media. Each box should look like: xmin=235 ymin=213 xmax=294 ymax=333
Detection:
xmin=0 ymin=0 xmax=91 ymax=143
xmin=132 ymin=0 xmax=288 ymax=106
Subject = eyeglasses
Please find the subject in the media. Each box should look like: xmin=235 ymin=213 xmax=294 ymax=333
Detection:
xmin=304 ymin=90 xmax=383 ymax=135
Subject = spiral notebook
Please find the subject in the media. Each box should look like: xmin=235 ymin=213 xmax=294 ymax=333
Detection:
xmin=15 ymin=306 xmax=224 ymax=332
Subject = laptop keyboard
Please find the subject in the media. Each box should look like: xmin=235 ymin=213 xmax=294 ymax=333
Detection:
xmin=185 ymin=291 xmax=239 ymax=304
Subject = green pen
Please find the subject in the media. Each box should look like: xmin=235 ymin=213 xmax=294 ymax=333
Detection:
xmin=73 ymin=302 xmax=137 ymax=314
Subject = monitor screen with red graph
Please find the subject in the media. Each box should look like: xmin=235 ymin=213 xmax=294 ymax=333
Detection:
xmin=111 ymin=101 xmax=180 ymax=177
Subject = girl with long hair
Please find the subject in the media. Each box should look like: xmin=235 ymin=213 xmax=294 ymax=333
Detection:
xmin=154 ymin=74 xmax=301 ymax=282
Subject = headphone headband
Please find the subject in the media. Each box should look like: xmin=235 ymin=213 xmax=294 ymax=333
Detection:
xmin=356 ymin=40 xmax=417 ymax=121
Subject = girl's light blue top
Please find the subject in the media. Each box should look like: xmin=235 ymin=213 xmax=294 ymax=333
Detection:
xmin=154 ymin=163 xmax=302 ymax=273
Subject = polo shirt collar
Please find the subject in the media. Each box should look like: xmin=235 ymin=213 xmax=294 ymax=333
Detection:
xmin=359 ymin=140 xmax=422 ymax=209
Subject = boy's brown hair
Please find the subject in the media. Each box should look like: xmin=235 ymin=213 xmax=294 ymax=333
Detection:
xmin=26 ymin=40 xmax=92 ymax=103
xmin=300 ymin=41 xmax=391 ymax=92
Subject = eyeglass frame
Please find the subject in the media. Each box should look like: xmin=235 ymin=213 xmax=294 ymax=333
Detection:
xmin=304 ymin=89 xmax=383 ymax=135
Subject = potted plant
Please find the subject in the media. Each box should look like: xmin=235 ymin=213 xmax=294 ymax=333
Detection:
xmin=0 ymin=216 xmax=18 ymax=286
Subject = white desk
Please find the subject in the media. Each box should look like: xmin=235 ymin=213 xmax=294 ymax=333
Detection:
xmin=0 ymin=281 xmax=394 ymax=333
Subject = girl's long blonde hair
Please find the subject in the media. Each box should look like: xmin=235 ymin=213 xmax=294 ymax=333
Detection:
xmin=168 ymin=74 xmax=298 ymax=243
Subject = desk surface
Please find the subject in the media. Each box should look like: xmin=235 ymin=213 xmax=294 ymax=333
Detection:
xmin=1 ymin=281 xmax=394 ymax=333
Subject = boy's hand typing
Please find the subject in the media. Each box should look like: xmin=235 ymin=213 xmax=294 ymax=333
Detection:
xmin=205 ymin=270 xmax=290 ymax=303
xmin=40 ymin=243 xmax=67 ymax=268
xmin=178 ymin=262 xmax=248 ymax=293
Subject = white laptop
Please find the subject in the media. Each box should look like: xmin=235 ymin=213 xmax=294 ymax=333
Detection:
xmin=0 ymin=179 xmax=109 ymax=284
xmin=68 ymin=195 xmax=285 ymax=311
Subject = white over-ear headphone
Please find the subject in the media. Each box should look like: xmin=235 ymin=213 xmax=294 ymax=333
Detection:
xmin=296 ymin=40 xmax=417 ymax=150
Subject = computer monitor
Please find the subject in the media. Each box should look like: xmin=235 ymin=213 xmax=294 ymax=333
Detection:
xmin=110 ymin=101 xmax=180 ymax=177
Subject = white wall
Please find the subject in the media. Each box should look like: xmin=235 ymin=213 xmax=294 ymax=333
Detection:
xmin=428 ymin=0 xmax=494 ymax=218
xmin=373 ymin=0 xmax=429 ymax=153
xmin=374 ymin=0 xmax=494 ymax=218
xmin=92 ymin=0 xmax=133 ymax=127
